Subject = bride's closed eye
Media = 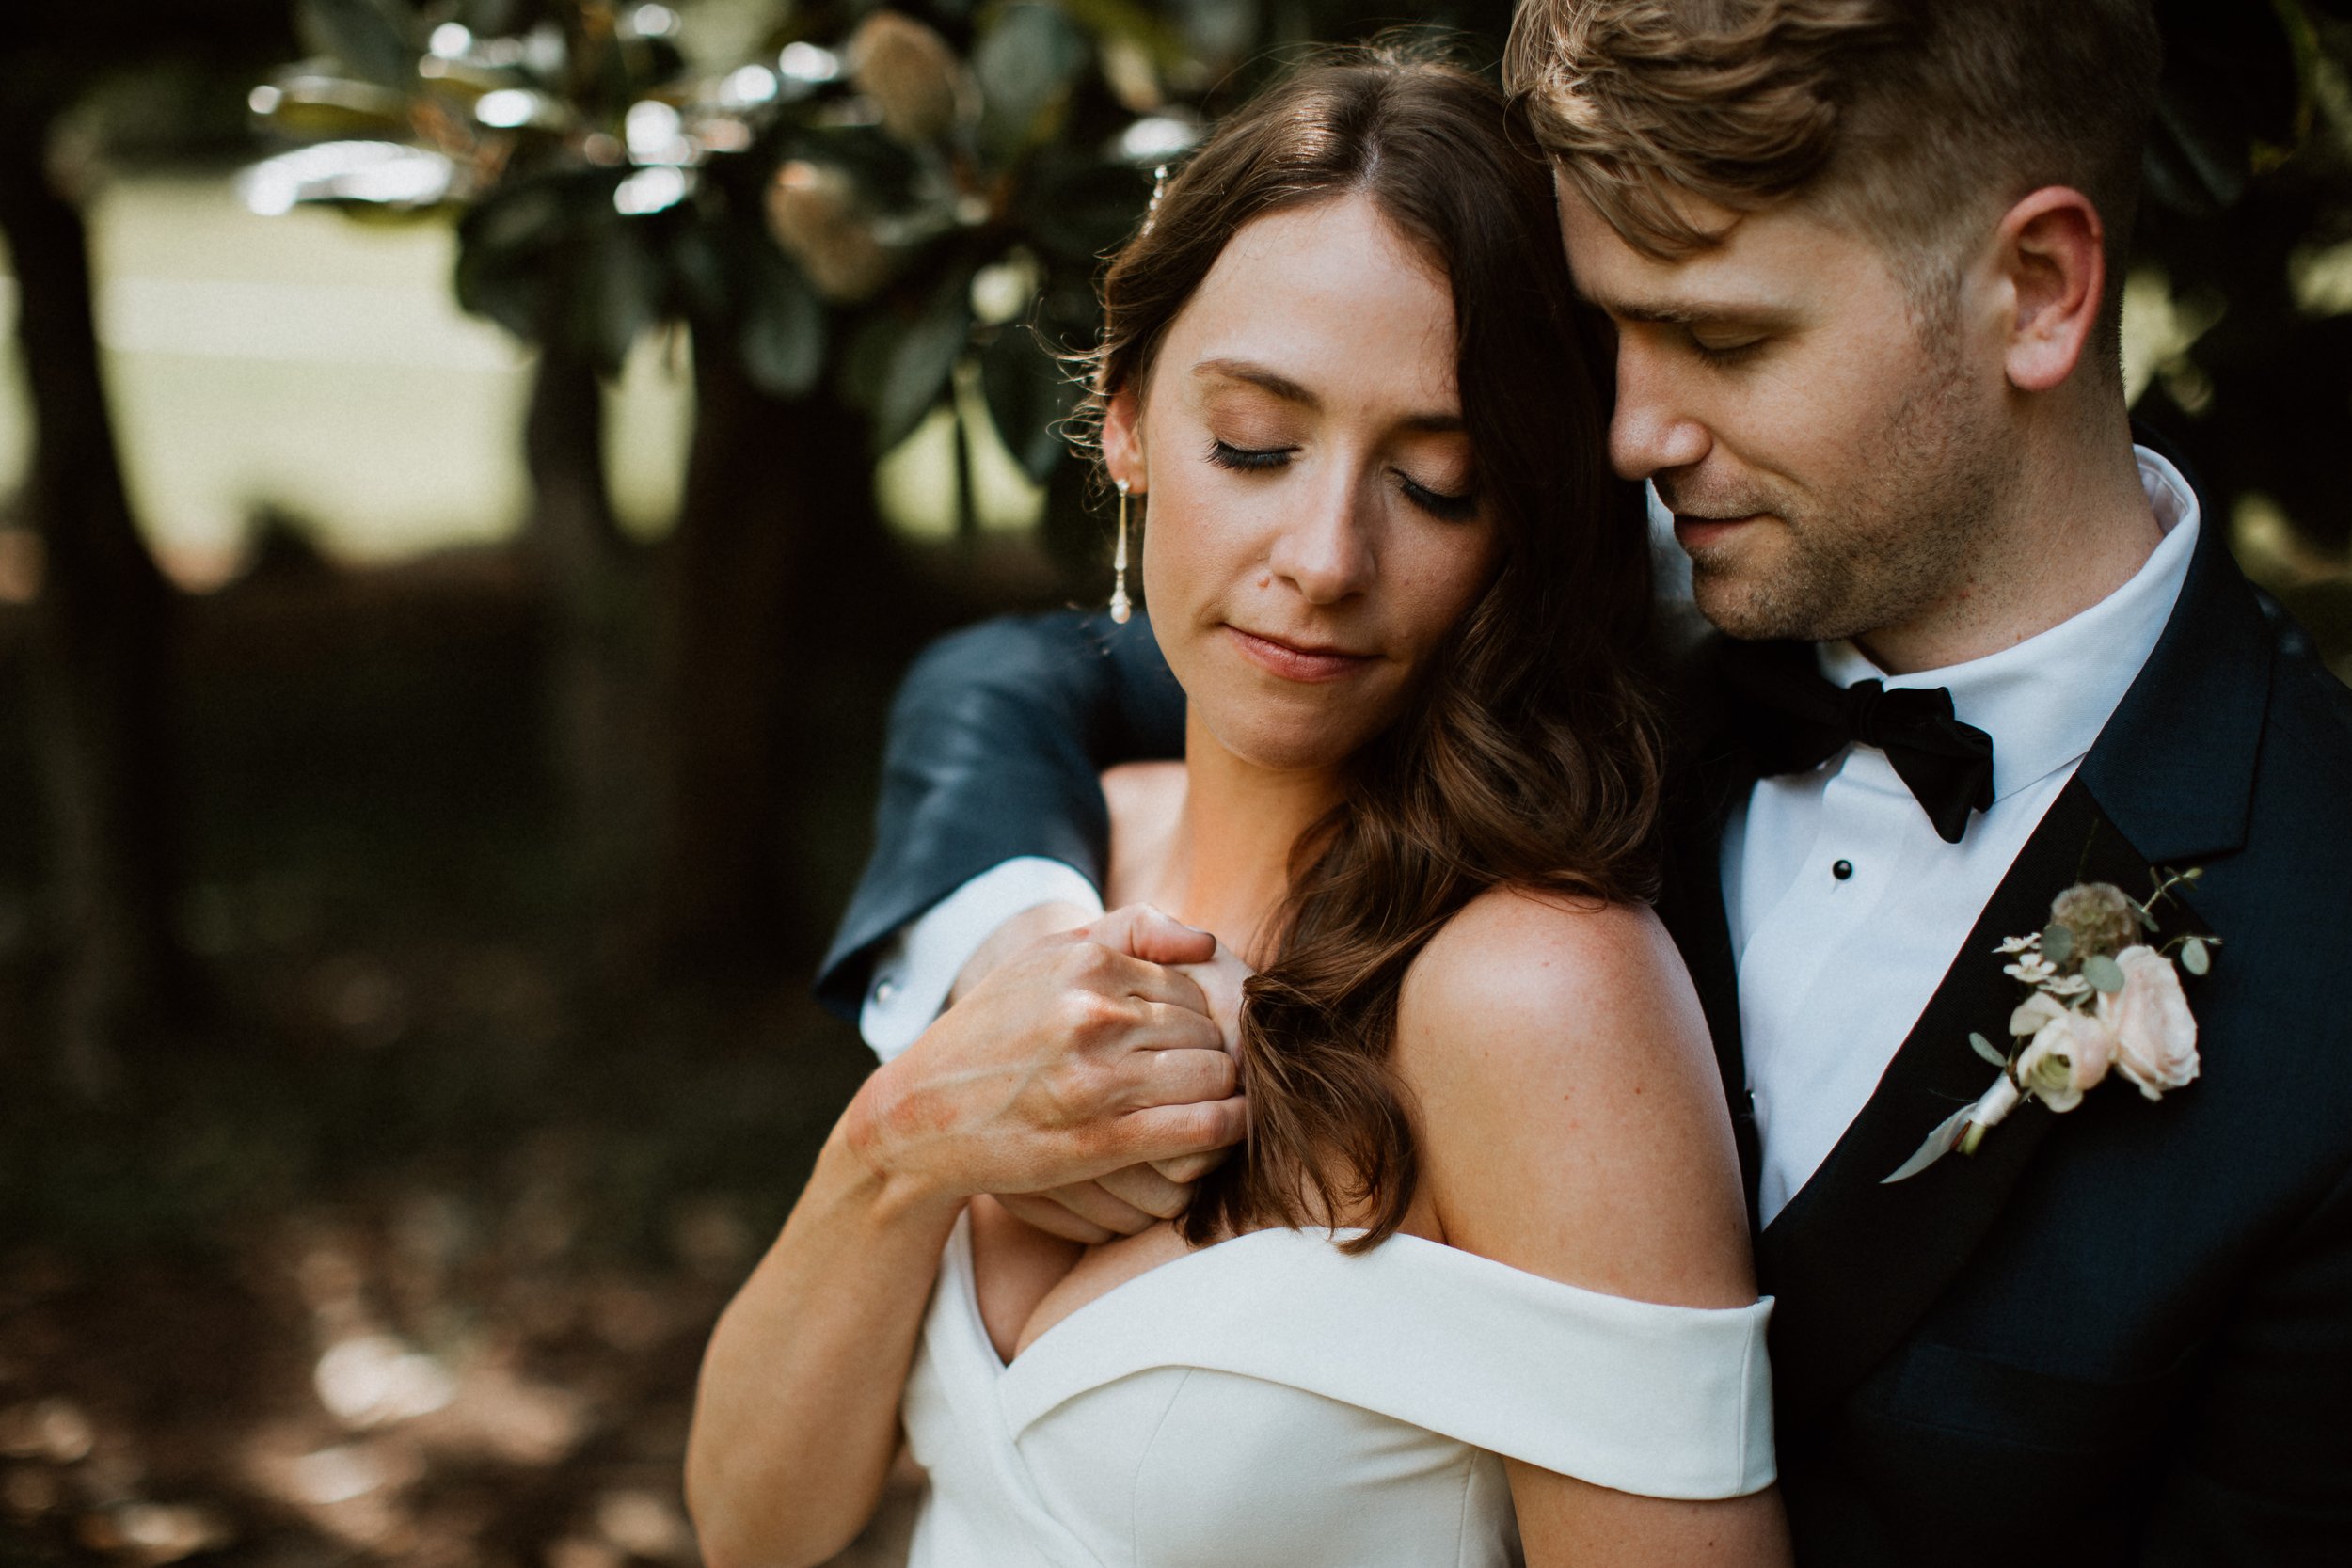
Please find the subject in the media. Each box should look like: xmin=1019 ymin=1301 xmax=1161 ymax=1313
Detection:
xmin=1207 ymin=439 xmax=1478 ymax=522
xmin=1206 ymin=437 xmax=1295 ymax=473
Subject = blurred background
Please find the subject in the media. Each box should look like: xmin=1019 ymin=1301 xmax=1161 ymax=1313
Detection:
xmin=0 ymin=1 xmax=2345 ymax=1563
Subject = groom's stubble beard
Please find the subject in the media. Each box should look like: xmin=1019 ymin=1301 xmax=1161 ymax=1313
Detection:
xmin=1675 ymin=292 xmax=2012 ymax=652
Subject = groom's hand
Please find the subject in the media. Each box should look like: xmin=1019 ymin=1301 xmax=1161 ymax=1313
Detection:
xmin=844 ymin=905 xmax=1247 ymax=1227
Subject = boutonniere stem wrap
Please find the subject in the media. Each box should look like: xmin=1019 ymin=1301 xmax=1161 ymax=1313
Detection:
xmin=1884 ymin=868 xmax=2215 ymax=1184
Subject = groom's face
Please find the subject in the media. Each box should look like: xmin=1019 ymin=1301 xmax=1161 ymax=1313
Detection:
xmin=1558 ymin=182 xmax=2012 ymax=651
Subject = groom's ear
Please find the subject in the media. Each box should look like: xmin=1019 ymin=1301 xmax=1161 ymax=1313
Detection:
xmin=1994 ymin=186 xmax=2107 ymax=395
xmin=1102 ymin=387 xmax=1149 ymax=494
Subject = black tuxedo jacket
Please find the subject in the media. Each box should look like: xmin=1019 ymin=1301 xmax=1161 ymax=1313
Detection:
xmin=818 ymin=494 xmax=2352 ymax=1564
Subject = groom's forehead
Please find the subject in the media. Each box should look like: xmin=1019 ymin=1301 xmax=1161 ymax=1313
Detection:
xmin=1553 ymin=178 xmax=1897 ymax=325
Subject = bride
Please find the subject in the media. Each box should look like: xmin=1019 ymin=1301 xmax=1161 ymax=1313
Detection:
xmin=688 ymin=46 xmax=1787 ymax=1568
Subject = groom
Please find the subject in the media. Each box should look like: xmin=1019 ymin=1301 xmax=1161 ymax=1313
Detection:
xmin=818 ymin=0 xmax=2352 ymax=1560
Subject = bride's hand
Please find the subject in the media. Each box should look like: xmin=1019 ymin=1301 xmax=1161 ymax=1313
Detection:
xmin=989 ymin=911 xmax=1253 ymax=1242
xmin=1151 ymin=936 xmax=1251 ymax=1184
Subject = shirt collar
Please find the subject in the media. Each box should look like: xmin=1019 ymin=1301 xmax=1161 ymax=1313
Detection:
xmin=1818 ymin=445 xmax=2201 ymax=801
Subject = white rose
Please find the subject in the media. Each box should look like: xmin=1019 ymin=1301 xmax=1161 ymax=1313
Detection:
xmin=2098 ymin=945 xmax=2200 ymax=1100
xmin=2010 ymin=991 xmax=2069 ymax=1039
xmin=2014 ymin=1008 xmax=2117 ymax=1114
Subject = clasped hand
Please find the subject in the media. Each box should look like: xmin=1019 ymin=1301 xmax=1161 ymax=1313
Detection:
xmin=844 ymin=905 xmax=1250 ymax=1242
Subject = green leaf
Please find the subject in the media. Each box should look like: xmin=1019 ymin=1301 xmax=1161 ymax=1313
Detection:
xmin=870 ymin=268 xmax=976 ymax=451
xmin=738 ymin=242 xmax=827 ymax=398
xmin=2041 ymin=922 xmax=2074 ymax=966
xmin=2084 ymin=953 xmax=2127 ymax=995
xmin=2181 ymin=936 xmax=2211 ymax=976
xmin=979 ymin=326 xmax=1078 ymax=483
xmin=1883 ymin=1102 xmax=1978 ymax=1185
xmin=974 ymin=3 xmax=1089 ymax=165
xmin=1969 ymin=1032 xmax=2008 ymax=1069
xmin=298 ymin=0 xmax=418 ymax=90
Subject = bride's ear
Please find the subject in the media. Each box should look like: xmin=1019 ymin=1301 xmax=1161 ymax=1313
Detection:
xmin=1102 ymin=387 xmax=1148 ymax=494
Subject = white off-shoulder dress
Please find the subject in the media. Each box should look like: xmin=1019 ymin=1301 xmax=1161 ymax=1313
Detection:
xmin=898 ymin=1211 xmax=1775 ymax=1568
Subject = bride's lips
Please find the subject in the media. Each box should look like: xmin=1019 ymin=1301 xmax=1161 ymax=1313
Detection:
xmin=1225 ymin=626 xmax=1377 ymax=683
xmin=1672 ymin=513 xmax=1767 ymax=552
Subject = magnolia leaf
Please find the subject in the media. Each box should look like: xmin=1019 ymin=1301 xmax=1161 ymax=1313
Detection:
xmin=1883 ymin=1102 xmax=1979 ymax=1185
xmin=975 ymin=3 xmax=1089 ymax=164
xmin=299 ymin=0 xmax=418 ymax=91
xmin=739 ymin=240 xmax=827 ymax=398
xmin=2084 ymin=953 xmax=2127 ymax=994
xmin=979 ymin=326 xmax=1078 ymax=482
xmin=2041 ymin=922 xmax=2075 ymax=966
xmin=2181 ymin=936 xmax=2212 ymax=976
xmin=1970 ymin=1031 xmax=2009 ymax=1068
xmin=573 ymin=214 xmax=660 ymax=377
xmin=870 ymin=268 xmax=975 ymax=451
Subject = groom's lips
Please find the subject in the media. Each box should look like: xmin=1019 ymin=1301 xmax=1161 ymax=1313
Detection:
xmin=1672 ymin=513 xmax=1766 ymax=552
xmin=1226 ymin=626 xmax=1377 ymax=683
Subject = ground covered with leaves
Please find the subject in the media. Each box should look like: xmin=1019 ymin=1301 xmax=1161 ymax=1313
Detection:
xmin=0 ymin=559 xmax=920 ymax=1567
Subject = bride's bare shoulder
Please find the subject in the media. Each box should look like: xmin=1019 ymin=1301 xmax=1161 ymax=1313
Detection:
xmin=1400 ymin=887 xmax=1699 ymax=1063
xmin=1395 ymin=887 xmax=1753 ymax=1306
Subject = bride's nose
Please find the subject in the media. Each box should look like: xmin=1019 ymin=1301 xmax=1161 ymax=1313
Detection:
xmin=1266 ymin=470 xmax=1375 ymax=605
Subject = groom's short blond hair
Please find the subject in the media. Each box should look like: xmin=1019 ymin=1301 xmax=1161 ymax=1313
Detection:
xmin=1504 ymin=0 xmax=2162 ymax=291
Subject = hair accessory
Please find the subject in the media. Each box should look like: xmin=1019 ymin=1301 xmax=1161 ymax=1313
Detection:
xmin=1109 ymin=479 xmax=1134 ymax=624
xmin=1139 ymin=164 xmax=1169 ymax=236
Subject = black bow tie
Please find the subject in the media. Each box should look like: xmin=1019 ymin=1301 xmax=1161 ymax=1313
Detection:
xmin=1720 ymin=642 xmax=1996 ymax=845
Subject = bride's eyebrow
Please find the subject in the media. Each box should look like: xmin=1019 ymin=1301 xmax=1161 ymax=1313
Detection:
xmin=1192 ymin=357 xmax=1464 ymax=434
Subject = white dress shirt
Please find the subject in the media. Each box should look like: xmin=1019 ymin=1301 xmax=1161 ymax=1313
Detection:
xmin=862 ymin=451 xmax=2201 ymax=1220
xmin=860 ymin=856 xmax=1103 ymax=1061
xmin=1728 ymin=447 xmax=2200 ymax=1223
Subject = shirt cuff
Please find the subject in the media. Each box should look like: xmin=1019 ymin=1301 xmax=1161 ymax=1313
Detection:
xmin=858 ymin=857 xmax=1106 ymax=1063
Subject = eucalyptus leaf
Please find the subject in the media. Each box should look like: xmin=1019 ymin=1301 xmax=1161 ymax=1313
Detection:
xmin=298 ymin=0 xmax=418 ymax=90
xmin=2041 ymin=922 xmax=2074 ymax=966
xmin=1883 ymin=1102 xmax=1978 ymax=1185
xmin=1970 ymin=1032 xmax=2008 ymax=1068
xmin=2084 ymin=953 xmax=2127 ymax=995
xmin=870 ymin=269 xmax=976 ymax=451
xmin=2181 ymin=936 xmax=2211 ymax=976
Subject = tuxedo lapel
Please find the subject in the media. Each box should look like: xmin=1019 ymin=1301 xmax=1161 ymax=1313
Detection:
xmin=1713 ymin=466 xmax=2261 ymax=1434
xmin=1755 ymin=778 xmax=2205 ymax=1432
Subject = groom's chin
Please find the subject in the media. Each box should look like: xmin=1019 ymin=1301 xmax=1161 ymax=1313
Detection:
xmin=1687 ymin=565 xmax=1820 ymax=646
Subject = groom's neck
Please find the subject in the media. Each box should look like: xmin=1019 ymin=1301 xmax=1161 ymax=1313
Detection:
xmin=1853 ymin=394 xmax=2163 ymax=676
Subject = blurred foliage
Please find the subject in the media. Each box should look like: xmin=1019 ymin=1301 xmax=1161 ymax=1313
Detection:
xmin=243 ymin=0 xmax=1513 ymax=536
xmin=2137 ymin=0 xmax=2352 ymax=574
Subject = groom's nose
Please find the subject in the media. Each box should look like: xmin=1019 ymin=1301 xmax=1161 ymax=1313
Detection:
xmin=1609 ymin=344 xmax=1712 ymax=481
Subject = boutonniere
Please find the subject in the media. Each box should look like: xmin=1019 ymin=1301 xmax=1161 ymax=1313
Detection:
xmin=1884 ymin=868 xmax=2217 ymax=1183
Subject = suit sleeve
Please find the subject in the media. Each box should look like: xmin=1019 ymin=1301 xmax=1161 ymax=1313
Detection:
xmin=814 ymin=608 xmax=1185 ymax=1018
xmin=2140 ymin=1151 xmax=2352 ymax=1565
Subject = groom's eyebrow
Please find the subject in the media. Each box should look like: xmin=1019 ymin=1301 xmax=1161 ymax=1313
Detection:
xmin=1193 ymin=358 xmax=1465 ymax=433
xmin=1580 ymin=291 xmax=1787 ymax=330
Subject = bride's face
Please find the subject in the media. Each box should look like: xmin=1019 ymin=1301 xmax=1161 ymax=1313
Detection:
xmin=1104 ymin=195 xmax=1502 ymax=774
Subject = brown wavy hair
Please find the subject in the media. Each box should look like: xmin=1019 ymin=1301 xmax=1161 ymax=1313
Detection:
xmin=1502 ymin=0 xmax=2161 ymax=359
xmin=1076 ymin=43 xmax=1666 ymax=1253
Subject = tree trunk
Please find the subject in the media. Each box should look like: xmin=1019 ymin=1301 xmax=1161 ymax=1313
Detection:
xmin=521 ymin=343 xmax=647 ymax=917
xmin=0 ymin=114 xmax=188 ymax=1093
xmin=644 ymin=333 xmax=884 ymax=974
